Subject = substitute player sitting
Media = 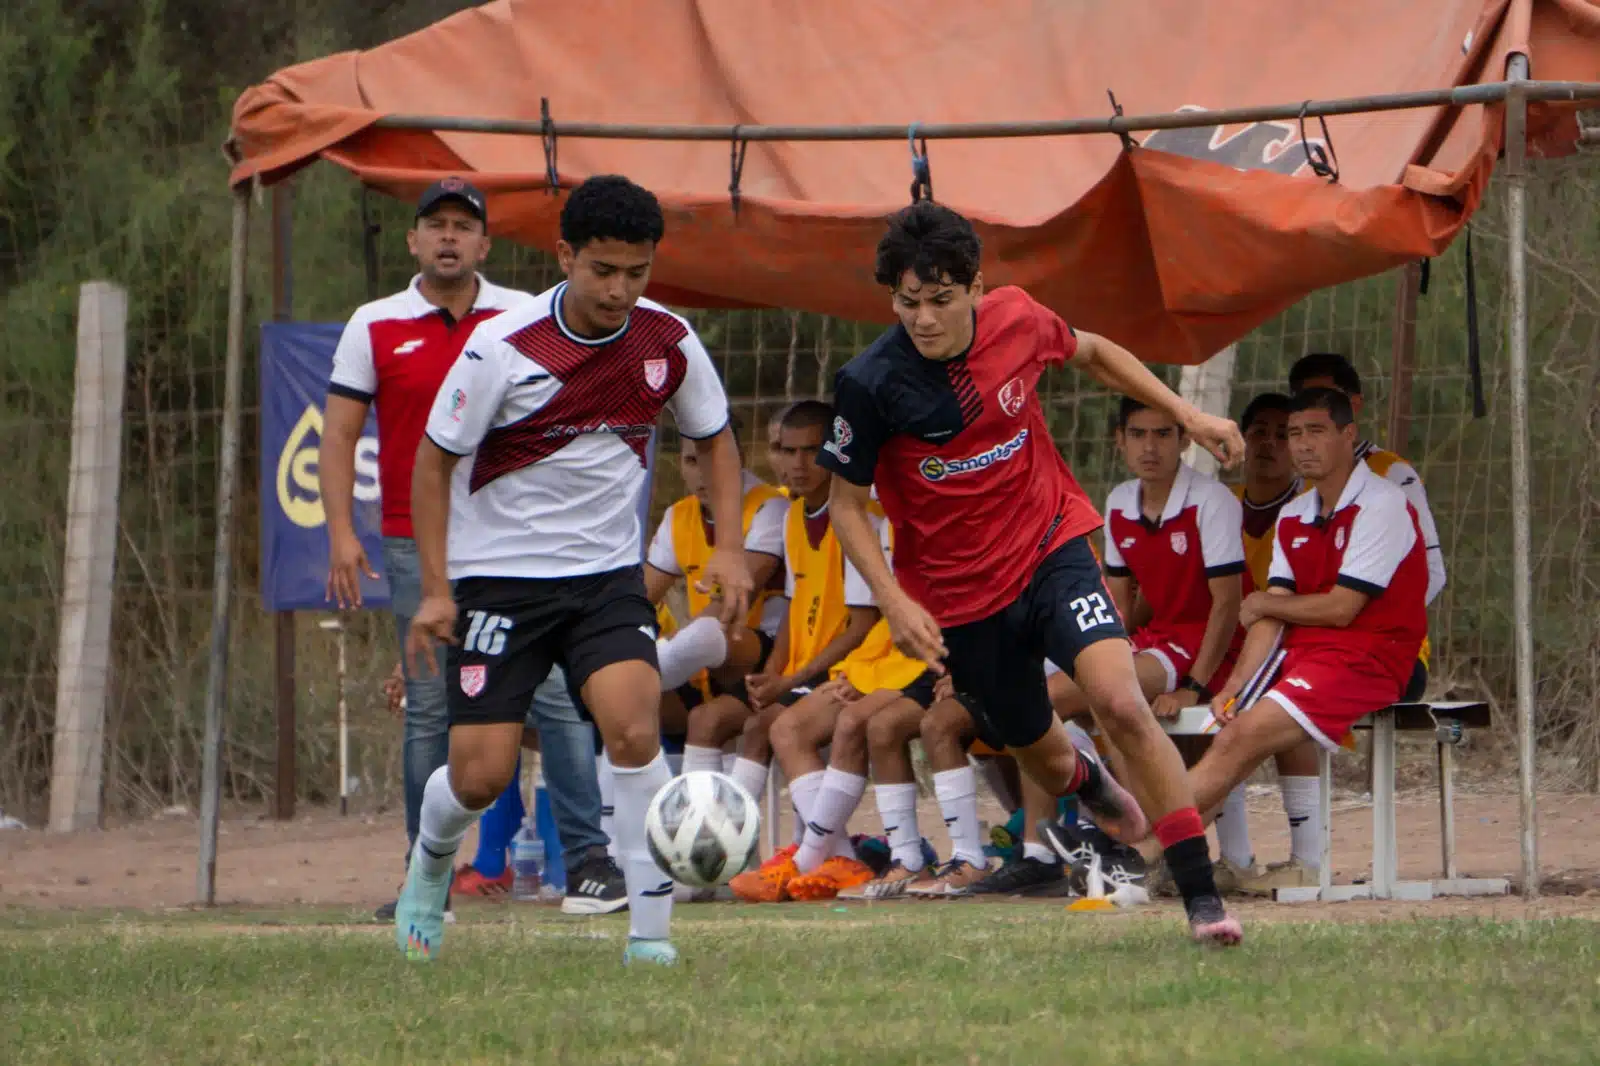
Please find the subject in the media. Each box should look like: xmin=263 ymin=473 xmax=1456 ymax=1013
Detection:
xmin=822 ymin=202 xmax=1243 ymax=943
xmin=644 ymin=419 xmax=787 ymax=784
xmin=1182 ymin=388 xmax=1429 ymax=834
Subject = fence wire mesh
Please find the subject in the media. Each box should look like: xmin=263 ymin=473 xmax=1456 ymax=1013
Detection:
xmin=0 ymin=160 xmax=1594 ymax=824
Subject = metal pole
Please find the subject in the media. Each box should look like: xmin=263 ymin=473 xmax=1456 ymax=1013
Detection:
xmin=1504 ymin=52 xmax=1540 ymax=900
xmin=272 ymin=181 xmax=298 ymax=821
xmin=357 ymin=80 xmax=1600 ymax=144
xmin=197 ymin=186 xmax=251 ymax=905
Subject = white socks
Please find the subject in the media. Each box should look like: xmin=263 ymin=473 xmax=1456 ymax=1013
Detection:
xmin=874 ymin=782 xmax=924 ymax=872
xmin=933 ymin=766 xmax=985 ymax=866
xmin=415 ymin=766 xmax=483 ymax=879
xmin=1281 ymin=775 xmax=1321 ymax=868
xmin=681 ymin=744 xmax=724 ymax=775
xmin=656 ymin=617 xmax=729 ymax=691
xmin=1215 ymin=784 xmax=1254 ymax=870
xmin=794 ymin=768 xmax=867 ymax=873
xmin=788 ymin=770 xmax=824 ymax=847
xmin=609 ymin=751 xmax=675 ymax=942
xmin=730 ymin=757 xmax=769 ymax=802
xmin=597 ymin=753 xmax=617 ymax=858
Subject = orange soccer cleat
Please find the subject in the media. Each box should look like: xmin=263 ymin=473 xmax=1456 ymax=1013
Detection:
xmin=786 ymin=856 xmax=876 ymax=901
xmin=729 ymin=844 xmax=800 ymax=903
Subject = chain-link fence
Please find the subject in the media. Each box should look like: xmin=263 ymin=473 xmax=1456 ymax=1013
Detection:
xmin=2 ymin=154 xmax=1595 ymax=824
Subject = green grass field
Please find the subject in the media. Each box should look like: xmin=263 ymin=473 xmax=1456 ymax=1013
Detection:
xmin=4 ymin=903 xmax=1597 ymax=1065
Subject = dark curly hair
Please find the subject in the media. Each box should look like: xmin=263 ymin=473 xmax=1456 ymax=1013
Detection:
xmin=560 ymin=175 xmax=665 ymax=250
xmin=873 ymin=202 xmax=982 ymax=289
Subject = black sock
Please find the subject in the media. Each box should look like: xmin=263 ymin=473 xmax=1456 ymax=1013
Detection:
xmin=1164 ymin=835 xmax=1219 ymax=908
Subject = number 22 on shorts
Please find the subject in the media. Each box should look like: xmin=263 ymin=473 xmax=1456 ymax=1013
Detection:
xmin=1070 ymin=593 xmax=1116 ymax=632
xmin=463 ymin=610 xmax=512 ymax=655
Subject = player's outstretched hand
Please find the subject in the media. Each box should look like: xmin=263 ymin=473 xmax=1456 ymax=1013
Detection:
xmin=406 ymin=594 xmax=458 ymax=677
xmin=884 ymin=592 xmax=948 ymax=673
xmin=699 ymin=547 xmax=753 ymax=628
xmin=382 ymin=662 xmax=406 ymax=718
xmin=1184 ymin=410 xmax=1247 ymax=471
xmin=326 ymin=530 xmax=378 ymax=609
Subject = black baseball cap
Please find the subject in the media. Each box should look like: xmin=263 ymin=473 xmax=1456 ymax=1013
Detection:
xmin=416 ymin=176 xmax=487 ymax=226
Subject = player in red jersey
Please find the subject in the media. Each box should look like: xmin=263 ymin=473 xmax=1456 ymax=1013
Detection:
xmin=1189 ymin=388 xmax=1429 ymax=822
xmin=819 ymin=202 xmax=1246 ymax=944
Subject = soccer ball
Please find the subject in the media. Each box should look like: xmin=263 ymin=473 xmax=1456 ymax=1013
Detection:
xmin=645 ymin=771 xmax=761 ymax=889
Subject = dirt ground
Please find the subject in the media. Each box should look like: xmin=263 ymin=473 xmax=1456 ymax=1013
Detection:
xmin=3 ymin=787 xmax=1599 ymax=920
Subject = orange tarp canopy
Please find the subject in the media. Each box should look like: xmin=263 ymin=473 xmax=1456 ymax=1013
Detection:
xmin=228 ymin=0 xmax=1600 ymax=363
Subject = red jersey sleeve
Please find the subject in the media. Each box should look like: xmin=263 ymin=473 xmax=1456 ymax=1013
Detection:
xmin=1032 ymin=297 xmax=1079 ymax=369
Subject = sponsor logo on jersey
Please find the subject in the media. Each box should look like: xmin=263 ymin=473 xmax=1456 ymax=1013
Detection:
xmin=998 ymin=377 xmax=1026 ymax=417
xmin=460 ymin=664 xmax=487 ymax=697
xmin=823 ymin=416 xmax=852 ymax=464
xmin=1120 ymin=537 xmax=1136 ymax=549
xmin=1170 ymin=531 xmax=1188 ymax=555
xmin=919 ymin=428 xmax=1029 ymax=482
xmin=643 ymin=357 xmax=669 ymax=393
xmin=394 ymin=338 xmax=424 ymax=356
xmin=539 ymin=421 xmax=654 ymax=440
xmin=1292 ymin=536 xmax=1309 ymax=549
xmin=449 ymin=388 xmax=467 ymax=422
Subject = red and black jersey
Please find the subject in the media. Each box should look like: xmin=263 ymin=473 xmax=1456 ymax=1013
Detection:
xmin=818 ymin=286 xmax=1101 ymax=627
xmin=1269 ymin=461 xmax=1429 ymax=685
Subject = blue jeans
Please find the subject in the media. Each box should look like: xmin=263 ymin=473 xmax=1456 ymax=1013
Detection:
xmin=383 ymin=537 xmax=607 ymax=866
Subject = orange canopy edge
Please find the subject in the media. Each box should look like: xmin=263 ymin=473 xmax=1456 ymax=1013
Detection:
xmin=227 ymin=0 xmax=1600 ymax=364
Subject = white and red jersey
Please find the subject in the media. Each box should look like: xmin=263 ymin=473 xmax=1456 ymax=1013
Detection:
xmin=1268 ymin=460 xmax=1429 ymax=685
xmin=1103 ymin=463 xmax=1245 ymax=665
xmin=425 ymin=282 xmax=730 ymax=580
xmin=328 ymin=274 xmax=530 ymax=538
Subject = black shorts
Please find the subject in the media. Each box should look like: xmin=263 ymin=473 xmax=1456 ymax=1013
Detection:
xmin=943 ymin=535 xmax=1127 ymax=749
xmin=448 ymin=567 xmax=659 ymax=727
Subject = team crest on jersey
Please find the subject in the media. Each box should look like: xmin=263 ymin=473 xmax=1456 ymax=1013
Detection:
xmin=1335 ymin=528 xmax=1347 ymax=550
xmin=450 ymin=388 xmax=467 ymax=422
xmin=1169 ymin=531 xmax=1188 ymax=556
xmin=460 ymin=664 xmax=487 ymax=698
xmin=998 ymin=377 xmax=1026 ymax=417
xmin=643 ymin=358 xmax=669 ymax=393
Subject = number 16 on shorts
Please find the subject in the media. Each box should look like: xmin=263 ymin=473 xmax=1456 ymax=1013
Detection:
xmin=463 ymin=610 xmax=512 ymax=655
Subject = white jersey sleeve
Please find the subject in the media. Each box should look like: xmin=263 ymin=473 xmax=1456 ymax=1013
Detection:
xmin=1338 ymin=487 xmax=1418 ymax=595
xmin=843 ymin=513 xmax=889 ymax=608
xmin=425 ymin=327 xmax=512 ymax=456
xmin=645 ymin=511 xmax=681 ymax=575
xmin=1101 ymin=482 xmax=1135 ymax=574
xmin=1197 ymin=480 xmax=1247 ymax=577
xmin=1382 ymin=459 xmax=1446 ymax=604
xmin=667 ymin=329 xmax=731 ymax=440
xmin=744 ymin=493 xmax=787 ymax=558
xmin=328 ymin=308 xmax=378 ymax=400
xmin=1267 ymin=515 xmax=1297 ymax=590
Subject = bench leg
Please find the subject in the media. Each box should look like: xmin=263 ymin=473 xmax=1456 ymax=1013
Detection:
xmin=1438 ymin=740 xmax=1458 ymax=880
xmin=1318 ymin=745 xmax=1333 ymax=896
xmin=1371 ymin=710 xmax=1398 ymax=899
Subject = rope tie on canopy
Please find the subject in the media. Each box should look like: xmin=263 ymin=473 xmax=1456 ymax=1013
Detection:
xmin=1297 ymin=101 xmax=1340 ymax=182
xmin=1106 ymin=89 xmax=1139 ymax=150
xmin=540 ymin=97 xmax=560 ymax=194
xmin=729 ymin=125 xmax=748 ymax=218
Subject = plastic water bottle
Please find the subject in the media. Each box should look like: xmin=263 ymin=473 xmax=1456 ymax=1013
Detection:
xmin=530 ymin=771 xmax=565 ymax=902
xmin=510 ymin=821 xmax=546 ymax=902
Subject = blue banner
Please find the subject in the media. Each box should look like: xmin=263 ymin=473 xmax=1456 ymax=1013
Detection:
xmin=260 ymin=321 xmax=660 ymax=614
xmin=260 ymin=322 xmax=389 ymax=611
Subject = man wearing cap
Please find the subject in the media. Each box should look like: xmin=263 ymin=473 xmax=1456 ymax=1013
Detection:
xmin=319 ymin=179 xmax=627 ymax=919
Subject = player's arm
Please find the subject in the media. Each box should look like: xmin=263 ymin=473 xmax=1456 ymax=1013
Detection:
xmin=1211 ymin=600 xmax=1287 ymax=723
xmin=668 ymin=330 xmax=750 ymax=624
xmin=1188 ymin=572 xmax=1242 ymax=692
xmin=643 ymin=513 xmax=682 ymax=606
xmin=321 ymin=313 xmax=380 ymax=607
xmin=1071 ymin=329 xmax=1244 ymax=470
xmin=1387 ymin=460 xmax=1446 ymax=604
xmin=742 ymin=494 xmax=787 ymax=595
xmin=405 ymin=334 xmax=510 ymax=674
xmin=1185 ymin=483 xmax=1247 ymax=693
xmin=643 ymin=565 xmax=677 ymax=605
xmin=1246 ymin=583 xmax=1367 ymax=629
xmin=1105 ymin=574 xmax=1137 ymax=632
xmin=787 ymin=606 xmax=881 ymax=691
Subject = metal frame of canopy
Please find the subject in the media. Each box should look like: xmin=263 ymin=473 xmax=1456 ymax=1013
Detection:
xmin=201 ymin=59 xmax=1590 ymax=904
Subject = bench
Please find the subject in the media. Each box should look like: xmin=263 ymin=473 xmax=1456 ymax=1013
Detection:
xmin=1161 ymin=701 xmax=1509 ymax=902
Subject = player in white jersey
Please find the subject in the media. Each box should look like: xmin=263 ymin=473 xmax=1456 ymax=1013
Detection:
xmin=400 ymin=176 xmax=752 ymax=967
